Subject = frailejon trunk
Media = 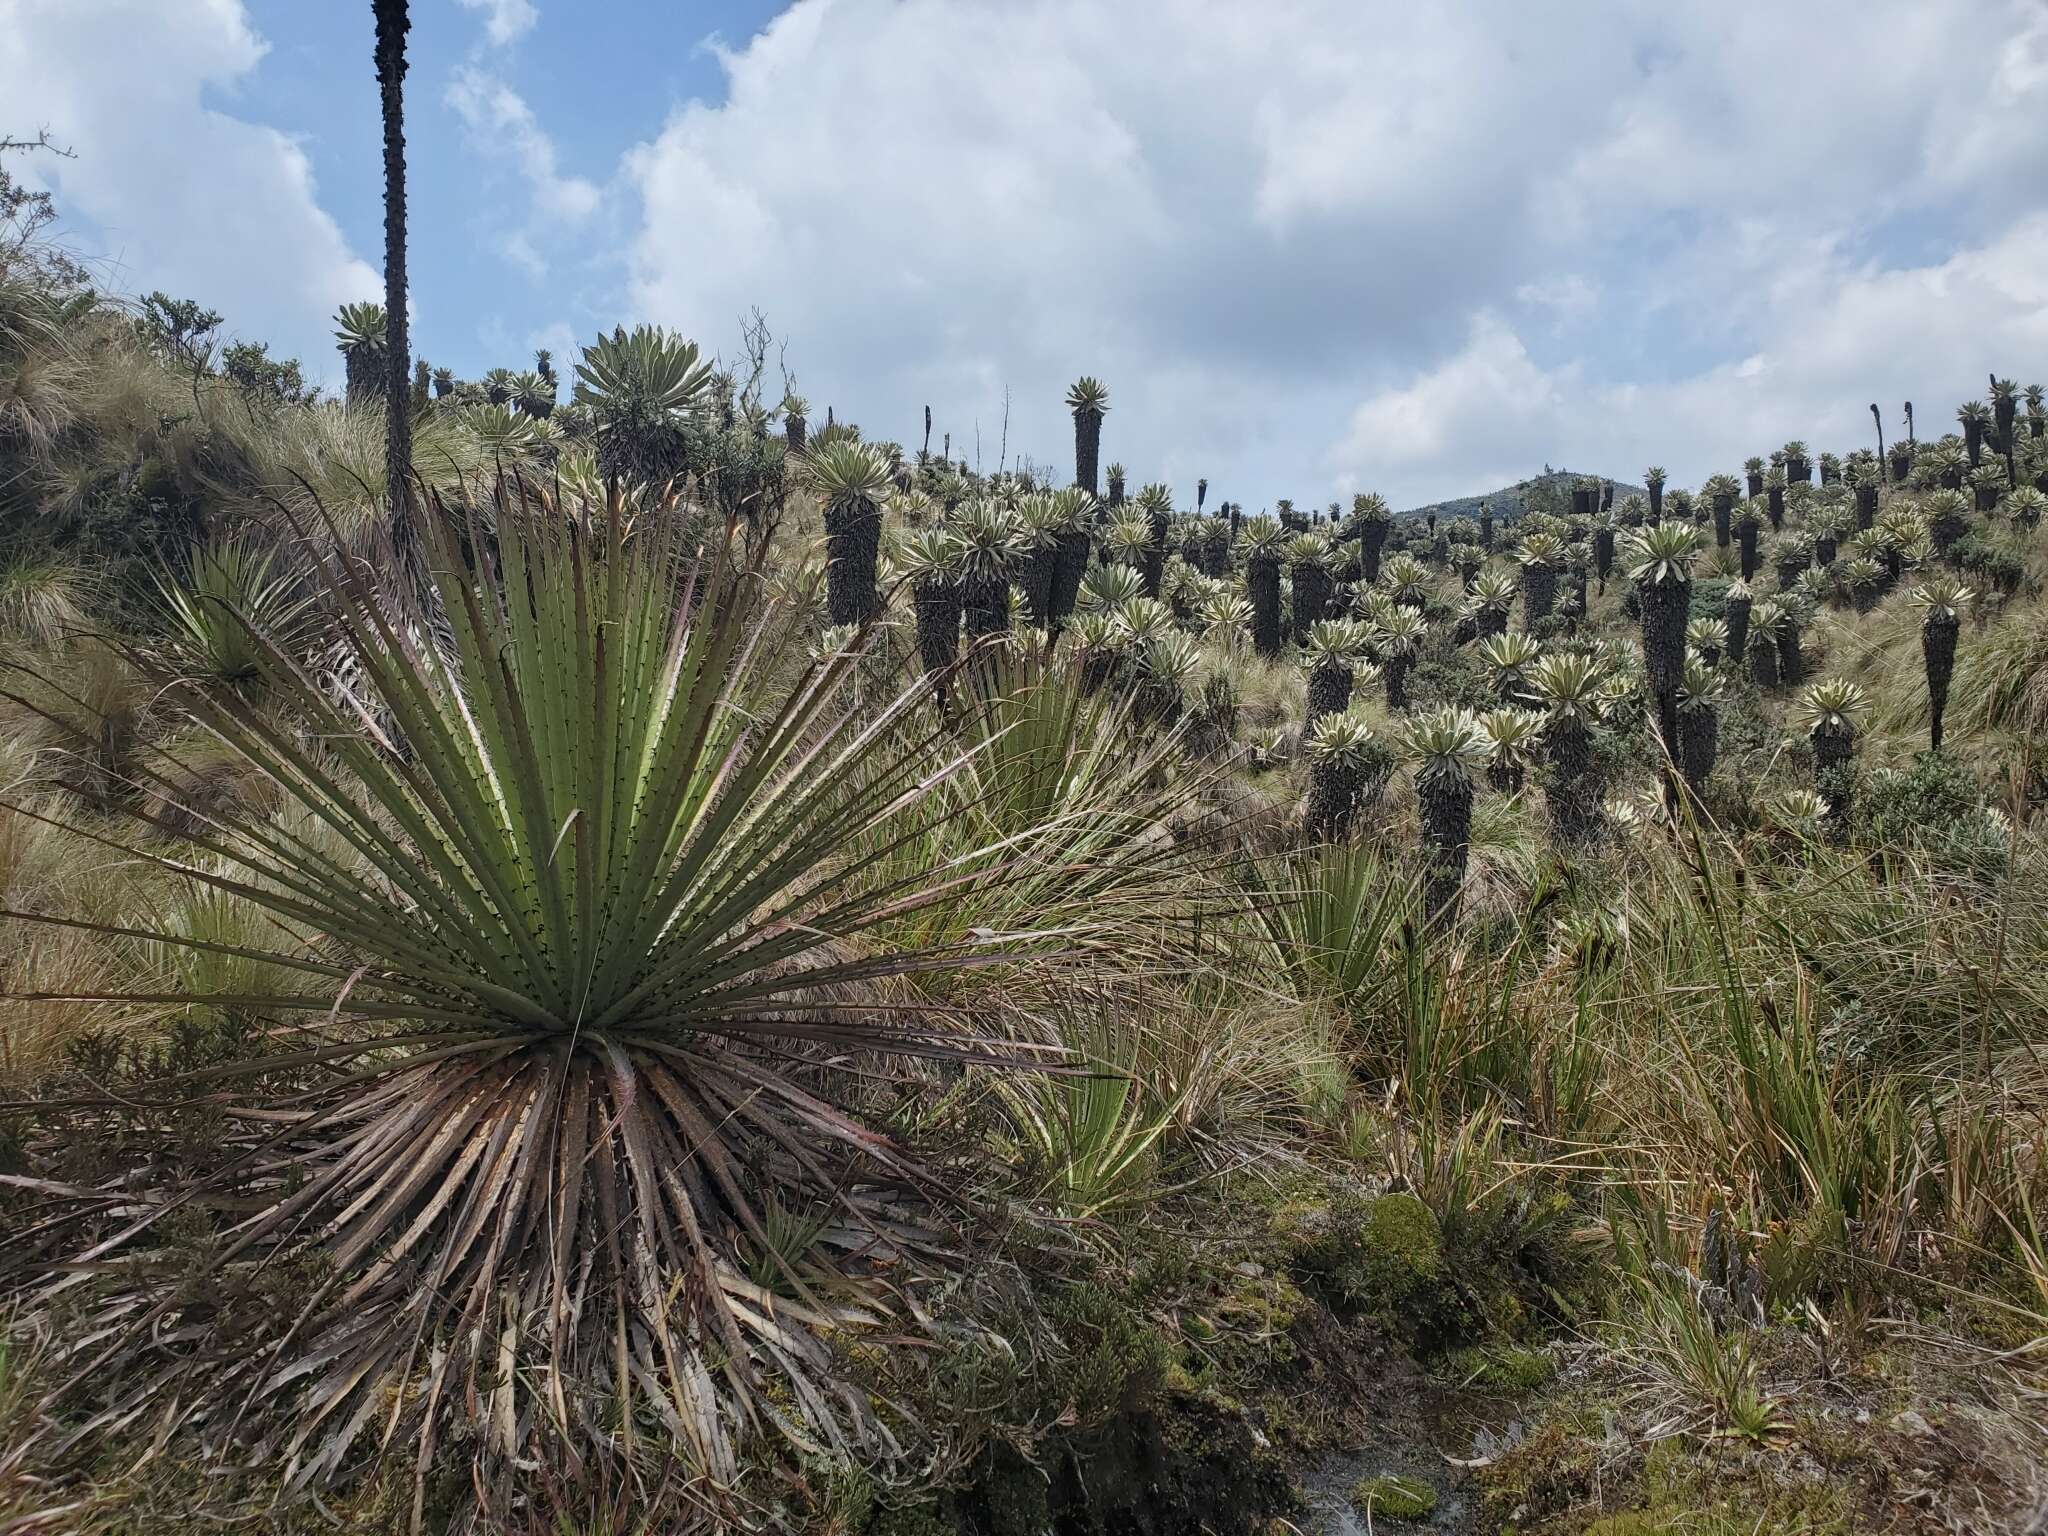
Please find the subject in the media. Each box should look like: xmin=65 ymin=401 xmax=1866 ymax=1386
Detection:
xmin=961 ymin=574 xmax=1011 ymax=640
xmin=1648 ymin=482 xmax=1665 ymax=522
xmin=1074 ymin=410 xmax=1102 ymax=497
xmin=1767 ymin=486 xmax=1784 ymax=529
xmin=1384 ymin=654 xmax=1412 ymax=710
xmin=1306 ymin=661 xmax=1353 ymax=726
xmin=1713 ymin=494 xmax=1734 ymax=547
xmin=1292 ymin=564 xmax=1332 ymax=644
xmin=1478 ymin=606 xmax=1508 ymax=639
xmin=823 ymin=496 xmax=881 ymax=627
xmin=1142 ymin=510 xmax=1169 ymax=598
xmin=1746 ymin=471 xmax=1764 ymax=498
xmin=1248 ymin=558 xmax=1282 ymax=657
xmin=1641 ymin=579 xmax=1688 ymax=764
xmin=1522 ymin=567 xmax=1556 ymax=629
xmin=1418 ymin=772 xmax=1474 ymax=922
xmin=1814 ymin=725 xmax=1854 ymax=836
xmin=1679 ymin=706 xmax=1718 ymax=798
xmin=1049 ymin=528 xmax=1090 ymax=627
xmin=1480 ymin=512 xmax=1494 ymax=552
xmin=1776 ymin=627 xmax=1804 ymax=687
xmin=1305 ymin=760 xmax=1366 ymax=842
xmin=785 ymin=413 xmax=807 ymax=457
xmin=1724 ymin=594 xmax=1751 ymax=663
xmin=1487 ymin=759 xmax=1523 ymax=796
xmin=1595 ymin=528 xmax=1615 ymax=583
xmin=915 ymin=580 xmax=961 ymax=684
xmin=1855 ymin=484 xmax=1876 ymax=530
xmin=1924 ymin=613 xmax=1958 ymax=751
xmin=1361 ymin=525 xmax=1388 ymax=585
xmin=1543 ymin=717 xmax=1601 ymax=846
xmin=1749 ymin=632 xmax=1779 ymax=688
xmin=1787 ymin=455 xmax=1811 ymax=484
xmin=1020 ymin=543 xmax=1057 ymax=629
xmin=1738 ymin=521 xmax=1760 ymax=581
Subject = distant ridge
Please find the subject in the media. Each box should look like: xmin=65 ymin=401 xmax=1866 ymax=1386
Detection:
xmin=1397 ymin=468 xmax=1648 ymax=523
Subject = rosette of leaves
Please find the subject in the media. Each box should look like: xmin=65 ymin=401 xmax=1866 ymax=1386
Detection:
xmin=1076 ymin=560 xmax=1145 ymax=616
xmin=1379 ymin=550 xmax=1434 ymax=611
xmin=0 ymin=494 xmax=1053 ymax=1513
xmin=1479 ymin=706 xmax=1544 ymax=794
xmin=1466 ymin=566 xmax=1518 ymax=638
xmin=1479 ymin=629 xmax=1543 ymax=703
xmin=1685 ymin=616 xmax=1728 ymax=668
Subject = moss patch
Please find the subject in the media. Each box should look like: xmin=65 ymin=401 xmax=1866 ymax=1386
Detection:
xmin=1350 ymin=1473 xmax=1438 ymax=1520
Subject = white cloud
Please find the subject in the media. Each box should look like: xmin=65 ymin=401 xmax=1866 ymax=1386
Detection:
xmin=455 ymin=0 xmax=538 ymax=48
xmin=446 ymin=66 xmax=601 ymax=229
xmin=0 ymin=0 xmax=377 ymax=380
xmin=1330 ymin=216 xmax=2048 ymax=503
xmin=611 ymin=0 xmax=2047 ymax=509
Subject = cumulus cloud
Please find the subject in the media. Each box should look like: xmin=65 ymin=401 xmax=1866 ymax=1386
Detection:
xmin=607 ymin=0 xmax=2047 ymax=508
xmin=0 ymin=0 xmax=377 ymax=379
xmin=455 ymin=0 xmax=538 ymax=49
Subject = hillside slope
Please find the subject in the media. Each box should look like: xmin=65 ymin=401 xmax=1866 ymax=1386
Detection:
xmin=1399 ymin=467 xmax=1648 ymax=523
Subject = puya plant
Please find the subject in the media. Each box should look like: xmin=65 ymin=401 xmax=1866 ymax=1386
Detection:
xmin=0 ymin=483 xmax=1051 ymax=1521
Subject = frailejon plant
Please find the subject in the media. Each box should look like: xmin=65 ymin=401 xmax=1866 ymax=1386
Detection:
xmin=1303 ymin=617 xmax=1370 ymax=727
xmin=1909 ymin=575 xmax=1974 ymax=752
xmin=0 ymin=489 xmax=1046 ymax=1516
xmin=1517 ymin=532 xmax=1565 ymax=629
xmin=1677 ymin=652 xmax=1724 ymax=801
xmin=1373 ymin=604 xmax=1427 ymax=711
xmin=1241 ymin=513 xmax=1286 ymax=658
xmin=1479 ymin=630 xmax=1542 ymax=704
xmin=1065 ymin=375 xmax=1108 ymax=497
xmin=1479 ymin=706 xmax=1544 ymax=795
xmin=1304 ymin=706 xmax=1395 ymax=843
xmin=1625 ymin=522 xmax=1702 ymax=784
xmin=808 ymin=438 xmax=892 ymax=628
xmin=1795 ymin=678 xmax=1870 ymax=836
xmin=1404 ymin=706 xmax=1491 ymax=922
xmin=1351 ymin=492 xmax=1391 ymax=584
xmin=572 ymin=324 xmax=713 ymax=486
xmin=1528 ymin=650 xmax=1607 ymax=846
xmin=897 ymin=523 xmax=964 ymax=689
xmin=1288 ymin=531 xmax=1333 ymax=644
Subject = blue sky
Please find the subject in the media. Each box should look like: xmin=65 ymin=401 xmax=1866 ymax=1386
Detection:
xmin=6 ymin=0 xmax=2046 ymax=510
